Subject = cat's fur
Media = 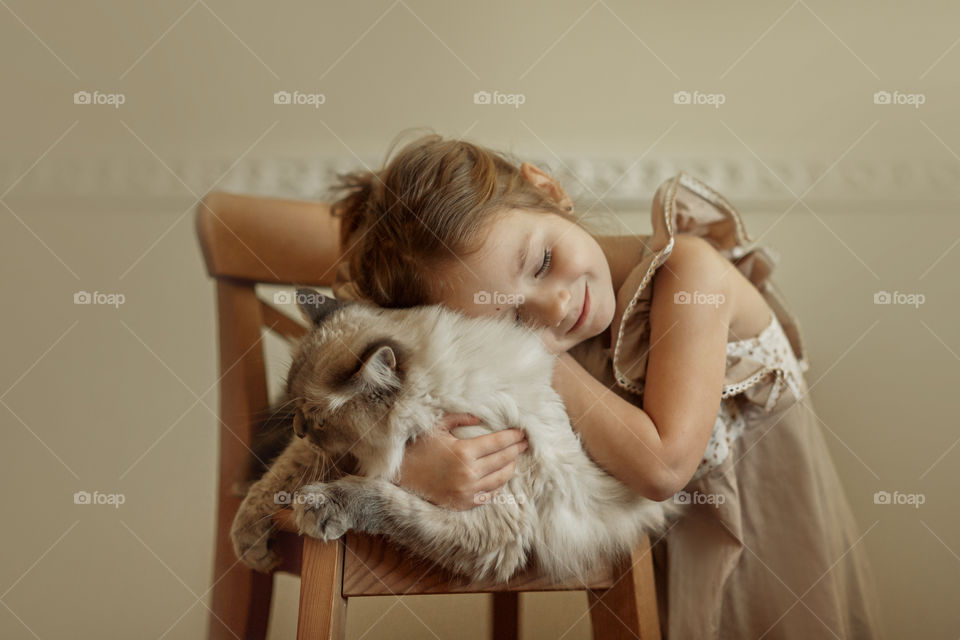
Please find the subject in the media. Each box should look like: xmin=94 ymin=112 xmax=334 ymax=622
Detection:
xmin=231 ymin=289 xmax=684 ymax=583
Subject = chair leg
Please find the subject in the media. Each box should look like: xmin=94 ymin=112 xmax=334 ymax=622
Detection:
xmin=208 ymin=522 xmax=274 ymax=639
xmin=491 ymin=592 xmax=519 ymax=640
xmin=297 ymin=537 xmax=347 ymax=640
xmin=587 ymin=533 xmax=661 ymax=640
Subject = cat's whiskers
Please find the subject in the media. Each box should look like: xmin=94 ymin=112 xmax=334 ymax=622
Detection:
xmin=309 ymin=447 xmax=322 ymax=483
xmin=237 ymin=509 xmax=284 ymax=532
xmin=259 ymin=396 xmax=298 ymax=423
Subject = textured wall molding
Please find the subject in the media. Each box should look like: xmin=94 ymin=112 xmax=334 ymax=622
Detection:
xmin=2 ymin=155 xmax=958 ymax=212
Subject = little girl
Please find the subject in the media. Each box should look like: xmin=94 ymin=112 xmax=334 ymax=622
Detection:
xmin=327 ymin=131 xmax=885 ymax=638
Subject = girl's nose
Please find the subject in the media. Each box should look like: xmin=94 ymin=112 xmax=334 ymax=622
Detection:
xmin=550 ymin=289 xmax=571 ymax=329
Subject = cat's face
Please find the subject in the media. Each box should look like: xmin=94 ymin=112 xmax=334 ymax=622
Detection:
xmin=285 ymin=289 xmax=410 ymax=464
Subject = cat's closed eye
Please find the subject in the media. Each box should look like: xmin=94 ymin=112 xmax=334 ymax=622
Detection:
xmin=293 ymin=404 xmax=327 ymax=437
xmin=304 ymin=408 xmax=326 ymax=429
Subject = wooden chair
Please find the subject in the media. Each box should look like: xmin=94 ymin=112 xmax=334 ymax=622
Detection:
xmin=195 ymin=190 xmax=664 ymax=640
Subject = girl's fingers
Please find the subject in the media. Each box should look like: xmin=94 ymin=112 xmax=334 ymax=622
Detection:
xmin=474 ymin=457 xmax=519 ymax=494
xmin=475 ymin=441 xmax=528 ymax=479
xmin=468 ymin=428 xmax=527 ymax=459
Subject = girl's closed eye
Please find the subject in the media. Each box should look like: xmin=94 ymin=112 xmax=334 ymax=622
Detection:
xmin=515 ymin=248 xmax=553 ymax=326
xmin=536 ymin=247 xmax=552 ymax=278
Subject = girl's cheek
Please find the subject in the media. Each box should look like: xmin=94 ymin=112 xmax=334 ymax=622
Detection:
xmin=540 ymin=332 xmax=565 ymax=356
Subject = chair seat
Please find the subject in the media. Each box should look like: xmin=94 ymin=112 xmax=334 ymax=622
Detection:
xmin=272 ymin=509 xmax=616 ymax=595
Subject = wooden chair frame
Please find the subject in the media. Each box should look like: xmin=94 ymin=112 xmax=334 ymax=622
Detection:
xmin=195 ymin=190 xmax=663 ymax=640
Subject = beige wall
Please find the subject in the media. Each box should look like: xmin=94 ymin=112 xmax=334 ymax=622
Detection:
xmin=1 ymin=1 xmax=958 ymax=638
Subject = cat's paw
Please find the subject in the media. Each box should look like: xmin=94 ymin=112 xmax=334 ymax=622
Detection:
xmin=237 ymin=538 xmax=281 ymax=573
xmin=231 ymin=514 xmax=282 ymax=573
xmin=293 ymin=482 xmax=352 ymax=542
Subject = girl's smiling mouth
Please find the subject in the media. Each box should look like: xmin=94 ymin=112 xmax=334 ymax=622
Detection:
xmin=568 ymin=283 xmax=589 ymax=334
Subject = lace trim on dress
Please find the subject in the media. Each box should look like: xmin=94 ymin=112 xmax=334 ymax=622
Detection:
xmin=691 ymin=312 xmax=810 ymax=480
xmin=722 ymin=312 xmax=807 ymax=412
xmin=691 ymin=400 xmax=746 ymax=481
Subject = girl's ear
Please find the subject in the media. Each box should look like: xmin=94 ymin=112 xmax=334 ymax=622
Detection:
xmin=520 ymin=162 xmax=573 ymax=211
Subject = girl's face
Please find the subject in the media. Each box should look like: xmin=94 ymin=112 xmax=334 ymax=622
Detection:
xmin=435 ymin=209 xmax=616 ymax=355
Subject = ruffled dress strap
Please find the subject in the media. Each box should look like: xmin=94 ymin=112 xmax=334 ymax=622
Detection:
xmin=608 ymin=171 xmax=810 ymax=406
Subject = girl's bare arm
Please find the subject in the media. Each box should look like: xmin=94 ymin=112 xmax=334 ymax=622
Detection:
xmin=397 ymin=235 xmax=734 ymax=507
xmin=554 ymin=234 xmax=734 ymax=500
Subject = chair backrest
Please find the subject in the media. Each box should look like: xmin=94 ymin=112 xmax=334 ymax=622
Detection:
xmin=195 ymin=190 xmax=343 ymax=605
xmin=196 ymin=187 xmax=347 ymax=475
xmin=197 ymin=190 xmax=341 ymax=285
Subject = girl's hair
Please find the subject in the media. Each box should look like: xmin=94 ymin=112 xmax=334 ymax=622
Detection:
xmin=326 ymin=129 xmax=590 ymax=308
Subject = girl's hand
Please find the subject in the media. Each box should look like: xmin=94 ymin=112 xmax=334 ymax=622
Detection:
xmin=395 ymin=412 xmax=528 ymax=510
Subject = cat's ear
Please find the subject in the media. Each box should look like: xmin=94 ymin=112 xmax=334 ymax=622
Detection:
xmin=356 ymin=339 xmax=404 ymax=393
xmin=294 ymin=288 xmax=346 ymax=326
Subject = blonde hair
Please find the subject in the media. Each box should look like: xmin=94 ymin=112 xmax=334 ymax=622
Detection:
xmin=327 ymin=129 xmax=590 ymax=308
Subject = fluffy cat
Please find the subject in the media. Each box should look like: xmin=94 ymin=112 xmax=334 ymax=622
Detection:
xmin=231 ymin=288 xmax=684 ymax=583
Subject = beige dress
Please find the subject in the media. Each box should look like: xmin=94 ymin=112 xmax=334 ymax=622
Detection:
xmin=331 ymin=172 xmax=886 ymax=638
xmin=568 ymin=172 xmax=886 ymax=639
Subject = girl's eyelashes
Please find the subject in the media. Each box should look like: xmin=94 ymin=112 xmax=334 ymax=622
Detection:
xmin=535 ymin=248 xmax=552 ymax=278
xmin=515 ymin=248 xmax=553 ymax=326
